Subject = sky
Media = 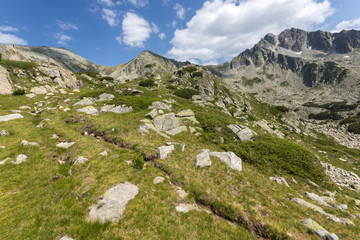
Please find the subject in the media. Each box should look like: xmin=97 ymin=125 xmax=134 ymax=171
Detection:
xmin=0 ymin=0 xmax=360 ymax=66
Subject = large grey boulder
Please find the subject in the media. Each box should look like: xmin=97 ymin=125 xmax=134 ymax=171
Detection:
xmin=228 ymin=124 xmax=254 ymax=141
xmin=77 ymin=106 xmax=98 ymax=115
xmin=87 ymin=182 xmax=139 ymax=223
xmin=12 ymin=154 xmax=28 ymax=164
xmin=0 ymin=114 xmax=24 ymax=122
xmin=74 ymin=98 xmax=94 ymax=106
xmin=300 ymin=218 xmax=338 ymax=240
xmin=166 ymin=126 xmax=187 ymax=136
xmin=153 ymin=113 xmax=181 ymax=131
xmin=196 ymin=149 xmax=211 ymax=167
xmin=210 ymin=151 xmax=242 ymax=171
xmin=0 ymin=65 xmax=12 ymax=95
xmin=108 ymin=105 xmax=133 ymax=114
xmin=158 ymin=145 xmax=174 ymax=159
xmin=148 ymin=101 xmax=171 ymax=110
xmin=97 ymin=93 xmax=114 ymax=101
xmin=146 ymin=109 xmax=158 ymax=119
xmin=176 ymin=109 xmax=195 ymax=118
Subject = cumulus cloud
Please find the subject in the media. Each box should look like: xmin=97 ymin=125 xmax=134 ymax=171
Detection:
xmin=55 ymin=33 xmax=72 ymax=45
xmin=152 ymin=23 xmax=160 ymax=34
xmin=0 ymin=32 xmax=28 ymax=45
xmin=102 ymin=8 xmax=119 ymax=27
xmin=167 ymin=0 xmax=334 ymax=63
xmin=97 ymin=0 xmax=115 ymax=7
xmin=0 ymin=26 xmax=19 ymax=32
xmin=174 ymin=3 xmax=185 ymax=19
xmin=56 ymin=20 xmax=78 ymax=30
xmin=122 ymin=12 xmax=152 ymax=47
xmin=159 ymin=32 xmax=166 ymax=40
xmin=128 ymin=0 xmax=149 ymax=8
xmin=332 ymin=18 xmax=360 ymax=32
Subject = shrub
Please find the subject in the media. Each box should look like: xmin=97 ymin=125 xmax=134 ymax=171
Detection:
xmin=1 ymin=59 xmax=36 ymax=70
xmin=191 ymin=71 xmax=203 ymax=78
xmin=242 ymin=77 xmax=263 ymax=87
xmin=98 ymin=76 xmax=114 ymax=81
xmin=12 ymin=89 xmax=26 ymax=96
xmin=174 ymin=88 xmax=198 ymax=99
xmin=132 ymin=153 xmax=144 ymax=170
xmin=339 ymin=116 xmax=360 ymax=125
xmin=308 ymin=112 xmax=342 ymax=120
xmin=144 ymin=63 xmax=155 ymax=68
xmin=275 ymin=105 xmax=290 ymax=113
xmin=183 ymin=66 xmax=197 ymax=73
xmin=139 ymin=79 xmax=157 ymax=87
xmin=348 ymin=123 xmax=360 ymax=134
xmin=0 ymin=53 xmax=2 ymax=60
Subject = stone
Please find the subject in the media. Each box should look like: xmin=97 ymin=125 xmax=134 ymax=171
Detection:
xmin=97 ymin=93 xmax=114 ymax=101
xmin=56 ymin=142 xmax=75 ymax=149
xmin=146 ymin=109 xmax=158 ymax=119
xmin=303 ymin=192 xmax=332 ymax=207
xmin=25 ymin=93 xmax=36 ymax=99
xmin=176 ymin=187 xmax=188 ymax=199
xmin=291 ymin=177 xmax=298 ymax=184
xmin=108 ymin=105 xmax=133 ymax=114
xmin=338 ymin=204 xmax=348 ymax=210
xmin=196 ymin=149 xmax=211 ymax=167
xmin=21 ymin=140 xmax=39 ymax=147
xmin=148 ymin=101 xmax=171 ymax=110
xmin=154 ymin=113 xmax=181 ymax=131
xmin=1 ymin=130 xmax=10 ymax=136
xmin=321 ymin=162 xmax=360 ymax=192
xmin=99 ymin=151 xmax=108 ymax=156
xmin=51 ymin=134 xmax=59 ymax=139
xmin=210 ymin=151 xmax=242 ymax=171
xmin=153 ymin=176 xmax=165 ymax=184
xmin=228 ymin=124 xmax=254 ymax=141
xmin=158 ymin=145 xmax=175 ymax=159
xmin=300 ymin=218 xmax=338 ymax=240
xmin=19 ymin=106 xmax=31 ymax=110
xmin=100 ymin=105 xmax=115 ymax=112
xmin=269 ymin=176 xmax=290 ymax=187
xmin=176 ymin=109 xmax=195 ymax=118
xmin=73 ymin=98 xmax=94 ymax=106
xmin=0 ymin=114 xmax=24 ymax=122
xmin=0 ymin=158 xmax=11 ymax=165
xmin=77 ymin=106 xmax=98 ymax=115
xmin=0 ymin=65 xmax=12 ymax=95
xmin=175 ymin=203 xmax=198 ymax=213
xmin=87 ymin=182 xmax=139 ymax=223
xmin=12 ymin=154 xmax=28 ymax=164
xmin=59 ymin=235 xmax=75 ymax=240
xmin=75 ymin=156 xmax=88 ymax=164
xmin=166 ymin=126 xmax=188 ymax=136
xmin=30 ymin=86 xmax=47 ymax=95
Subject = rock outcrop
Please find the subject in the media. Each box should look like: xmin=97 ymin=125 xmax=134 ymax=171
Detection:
xmin=0 ymin=65 xmax=12 ymax=95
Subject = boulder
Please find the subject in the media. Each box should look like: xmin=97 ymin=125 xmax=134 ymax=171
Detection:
xmin=148 ymin=101 xmax=171 ymax=110
xmin=176 ymin=109 xmax=195 ymax=118
xmin=158 ymin=145 xmax=174 ymax=159
xmin=154 ymin=113 xmax=181 ymax=131
xmin=56 ymin=142 xmax=75 ymax=149
xmin=77 ymin=106 xmax=98 ymax=115
xmin=100 ymin=105 xmax=115 ymax=112
xmin=269 ymin=176 xmax=290 ymax=187
xmin=153 ymin=176 xmax=165 ymax=184
xmin=0 ymin=158 xmax=11 ymax=165
xmin=210 ymin=151 xmax=242 ymax=171
xmin=175 ymin=203 xmax=198 ymax=213
xmin=176 ymin=187 xmax=188 ymax=199
xmin=87 ymin=182 xmax=139 ymax=223
xmin=97 ymin=93 xmax=114 ymax=101
xmin=21 ymin=140 xmax=39 ymax=147
xmin=166 ymin=126 xmax=187 ymax=136
xmin=99 ymin=151 xmax=108 ymax=156
xmin=59 ymin=236 xmax=75 ymax=240
xmin=75 ymin=156 xmax=88 ymax=164
xmin=12 ymin=154 xmax=28 ymax=164
xmin=228 ymin=124 xmax=254 ymax=141
xmin=146 ymin=109 xmax=158 ymax=119
xmin=304 ymin=192 xmax=332 ymax=207
xmin=0 ymin=114 xmax=24 ymax=122
xmin=30 ymin=86 xmax=47 ymax=95
xmin=108 ymin=105 xmax=133 ymax=114
xmin=25 ymin=93 xmax=36 ymax=99
xmin=300 ymin=218 xmax=338 ymax=240
xmin=74 ymin=98 xmax=94 ymax=106
xmin=196 ymin=149 xmax=211 ymax=167
xmin=0 ymin=65 xmax=12 ymax=95
xmin=1 ymin=130 xmax=10 ymax=136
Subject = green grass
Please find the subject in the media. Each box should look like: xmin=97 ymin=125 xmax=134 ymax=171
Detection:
xmin=0 ymin=59 xmax=37 ymax=70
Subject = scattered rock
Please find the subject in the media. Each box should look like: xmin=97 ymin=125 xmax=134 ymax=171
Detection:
xmin=303 ymin=192 xmax=333 ymax=207
xmin=73 ymin=98 xmax=94 ymax=106
xmin=87 ymin=182 xmax=139 ymax=223
xmin=77 ymin=106 xmax=98 ymax=115
xmin=21 ymin=140 xmax=39 ymax=147
xmin=154 ymin=113 xmax=181 ymax=131
xmin=176 ymin=109 xmax=195 ymax=118
xmin=74 ymin=156 xmax=88 ymax=164
xmin=19 ymin=106 xmax=31 ymax=110
xmin=99 ymin=151 xmax=108 ymax=156
xmin=30 ymin=86 xmax=47 ymax=95
xmin=1 ymin=130 xmax=10 ymax=136
xmin=269 ymin=176 xmax=290 ymax=187
xmin=100 ymin=104 xmax=115 ymax=112
xmin=176 ymin=187 xmax=188 ymax=199
xmin=158 ymin=145 xmax=175 ymax=159
xmin=291 ymin=177 xmax=298 ymax=184
xmin=59 ymin=235 xmax=75 ymax=240
xmin=12 ymin=154 xmax=28 ymax=164
xmin=0 ymin=65 xmax=12 ymax=95
xmin=97 ymin=93 xmax=114 ymax=101
xmin=108 ymin=105 xmax=133 ymax=114
xmin=56 ymin=142 xmax=75 ymax=149
xmin=321 ymin=162 xmax=360 ymax=192
xmin=228 ymin=124 xmax=254 ymax=141
xmin=166 ymin=126 xmax=188 ymax=136
xmin=0 ymin=113 xmax=24 ymax=122
xmin=210 ymin=151 xmax=242 ymax=171
xmin=51 ymin=134 xmax=59 ymax=139
xmin=146 ymin=109 xmax=158 ymax=119
xmin=0 ymin=158 xmax=10 ymax=165
xmin=300 ymin=218 xmax=338 ymax=240
xmin=196 ymin=149 xmax=211 ymax=167
xmin=148 ymin=101 xmax=171 ymax=110
xmin=25 ymin=93 xmax=36 ymax=99
xmin=175 ymin=203 xmax=198 ymax=213
xmin=153 ymin=176 xmax=165 ymax=184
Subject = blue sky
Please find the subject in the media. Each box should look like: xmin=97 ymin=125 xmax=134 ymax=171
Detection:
xmin=0 ymin=0 xmax=360 ymax=66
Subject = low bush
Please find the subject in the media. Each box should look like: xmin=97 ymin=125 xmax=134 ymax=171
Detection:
xmin=183 ymin=66 xmax=197 ymax=73
xmin=348 ymin=123 xmax=360 ymax=134
xmin=1 ymin=59 xmax=36 ymax=70
xmin=132 ymin=153 xmax=144 ymax=170
xmin=308 ymin=111 xmax=342 ymax=120
xmin=12 ymin=89 xmax=26 ymax=96
xmin=98 ymin=76 xmax=114 ymax=81
xmin=275 ymin=105 xmax=290 ymax=113
xmin=191 ymin=71 xmax=203 ymax=78
xmin=139 ymin=79 xmax=157 ymax=87
xmin=173 ymin=88 xmax=198 ymax=99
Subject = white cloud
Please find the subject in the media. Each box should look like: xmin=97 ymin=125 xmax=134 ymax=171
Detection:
xmin=56 ymin=20 xmax=78 ymax=30
xmin=162 ymin=0 xmax=171 ymax=5
xmin=332 ymin=18 xmax=360 ymax=32
xmin=0 ymin=32 xmax=28 ymax=45
xmin=115 ymin=36 xmax=122 ymax=44
xmin=172 ymin=20 xmax=177 ymax=27
xmin=152 ymin=23 xmax=160 ymax=34
xmin=55 ymin=33 xmax=72 ymax=45
xmin=128 ymin=0 xmax=148 ymax=8
xmin=97 ymin=0 xmax=115 ymax=7
xmin=159 ymin=33 xmax=166 ymax=40
xmin=167 ymin=0 xmax=334 ymax=63
xmin=174 ymin=3 xmax=185 ymax=19
xmin=102 ymin=8 xmax=119 ymax=27
xmin=0 ymin=26 xmax=19 ymax=32
xmin=122 ymin=12 xmax=152 ymax=47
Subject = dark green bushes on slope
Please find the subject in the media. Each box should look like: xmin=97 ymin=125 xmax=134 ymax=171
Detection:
xmin=174 ymin=88 xmax=198 ymax=99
